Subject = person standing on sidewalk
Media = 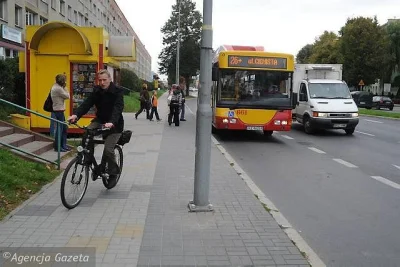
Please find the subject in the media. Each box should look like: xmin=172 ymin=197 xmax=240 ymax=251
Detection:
xmin=179 ymin=76 xmax=186 ymax=121
xmin=51 ymin=74 xmax=70 ymax=152
xmin=149 ymin=90 xmax=161 ymax=121
xmin=167 ymin=84 xmax=182 ymax=126
xmin=135 ymin=83 xmax=150 ymax=120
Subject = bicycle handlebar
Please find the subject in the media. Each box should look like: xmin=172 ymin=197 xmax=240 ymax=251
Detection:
xmin=67 ymin=121 xmax=111 ymax=133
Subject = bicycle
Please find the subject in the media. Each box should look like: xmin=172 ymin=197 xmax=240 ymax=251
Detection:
xmin=60 ymin=123 xmax=132 ymax=209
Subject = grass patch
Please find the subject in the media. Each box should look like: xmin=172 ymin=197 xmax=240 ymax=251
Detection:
xmin=123 ymin=92 xmax=141 ymax=113
xmin=359 ymin=108 xmax=400 ymax=119
xmin=0 ymin=148 xmax=62 ymax=221
xmin=123 ymin=90 xmax=167 ymax=113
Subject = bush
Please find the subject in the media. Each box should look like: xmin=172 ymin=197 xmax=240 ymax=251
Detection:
xmin=0 ymin=58 xmax=25 ymax=107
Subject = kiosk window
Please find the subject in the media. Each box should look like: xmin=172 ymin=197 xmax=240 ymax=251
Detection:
xmin=72 ymin=63 xmax=97 ymax=116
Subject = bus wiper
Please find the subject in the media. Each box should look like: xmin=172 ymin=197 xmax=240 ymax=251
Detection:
xmin=229 ymin=100 xmax=243 ymax=110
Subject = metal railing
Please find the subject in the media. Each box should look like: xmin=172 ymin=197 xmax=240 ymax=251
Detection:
xmin=0 ymin=98 xmax=68 ymax=170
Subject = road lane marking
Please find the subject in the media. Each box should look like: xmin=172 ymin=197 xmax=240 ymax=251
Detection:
xmin=393 ymin=164 xmax=400 ymax=170
xmin=364 ymin=119 xmax=383 ymax=124
xmin=371 ymin=176 xmax=400 ymax=190
xmin=281 ymin=135 xmax=294 ymax=140
xmin=355 ymin=131 xmax=375 ymax=137
xmin=333 ymin=158 xmax=358 ymax=168
xmin=308 ymin=147 xmax=326 ymax=154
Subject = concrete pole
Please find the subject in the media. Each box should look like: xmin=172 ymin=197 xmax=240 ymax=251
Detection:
xmin=188 ymin=0 xmax=213 ymax=212
xmin=176 ymin=0 xmax=181 ymax=85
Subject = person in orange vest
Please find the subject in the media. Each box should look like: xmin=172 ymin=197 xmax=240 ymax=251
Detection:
xmin=149 ymin=90 xmax=161 ymax=121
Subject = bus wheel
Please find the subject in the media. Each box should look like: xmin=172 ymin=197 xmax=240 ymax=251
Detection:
xmin=263 ymin=130 xmax=273 ymax=136
xmin=212 ymin=125 xmax=217 ymax=134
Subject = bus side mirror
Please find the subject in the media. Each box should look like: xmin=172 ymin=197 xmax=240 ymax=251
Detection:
xmin=292 ymin=92 xmax=298 ymax=109
xmin=212 ymin=67 xmax=218 ymax=81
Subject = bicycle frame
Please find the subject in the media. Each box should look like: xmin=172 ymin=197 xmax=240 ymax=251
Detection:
xmin=72 ymin=123 xmax=111 ymax=177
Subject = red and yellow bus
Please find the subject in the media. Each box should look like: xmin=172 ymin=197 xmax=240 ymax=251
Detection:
xmin=211 ymin=45 xmax=295 ymax=136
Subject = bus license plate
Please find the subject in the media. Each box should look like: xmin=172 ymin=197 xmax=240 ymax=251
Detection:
xmin=333 ymin=124 xmax=346 ymax=128
xmin=247 ymin=126 xmax=263 ymax=131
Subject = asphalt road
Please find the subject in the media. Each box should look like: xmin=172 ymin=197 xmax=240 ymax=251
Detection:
xmin=185 ymin=99 xmax=400 ymax=267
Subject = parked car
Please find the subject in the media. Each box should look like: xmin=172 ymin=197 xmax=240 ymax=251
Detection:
xmin=372 ymin=96 xmax=394 ymax=110
xmin=351 ymin=91 xmax=373 ymax=109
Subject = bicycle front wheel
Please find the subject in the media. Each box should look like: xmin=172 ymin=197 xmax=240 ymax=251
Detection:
xmin=102 ymin=145 xmax=123 ymax=189
xmin=60 ymin=157 xmax=89 ymax=209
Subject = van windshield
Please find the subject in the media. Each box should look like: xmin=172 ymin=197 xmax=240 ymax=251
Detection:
xmin=309 ymin=83 xmax=351 ymax=99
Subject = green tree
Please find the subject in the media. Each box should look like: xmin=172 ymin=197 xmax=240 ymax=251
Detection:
xmin=158 ymin=0 xmax=202 ymax=95
xmin=120 ymin=68 xmax=141 ymax=92
xmin=308 ymin=31 xmax=342 ymax=64
xmin=339 ymin=16 xmax=390 ymax=87
xmin=296 ymin=44 xmax=314 ymax=63
xmin=386 ymin=21 xmax=400 ymax=98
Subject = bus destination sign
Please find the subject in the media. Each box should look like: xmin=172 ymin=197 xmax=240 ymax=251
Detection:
xmin=228 ymin=55 xmax=287 ymax=69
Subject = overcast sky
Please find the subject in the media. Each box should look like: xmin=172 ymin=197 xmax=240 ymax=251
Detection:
xmin=115 ymin=0 xmax=400 ymax=79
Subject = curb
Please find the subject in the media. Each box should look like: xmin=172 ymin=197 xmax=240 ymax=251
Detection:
xmin=184 ymin=103 xmax=325 ymax=267
xmin=211 ymin=136 xmax=326 ymax=267
xmin=360 ymin=114 xmax=400 ymax=120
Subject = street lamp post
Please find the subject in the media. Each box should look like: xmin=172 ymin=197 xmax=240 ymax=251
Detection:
xmin=176 ymin=0 xmax=181 ymax=85
xmin=188 ymin=0 xmax=214 ymax=212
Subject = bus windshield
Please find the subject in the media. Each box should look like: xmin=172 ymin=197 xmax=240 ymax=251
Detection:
xmin=217 ymin=69 xmax=292 ymax=108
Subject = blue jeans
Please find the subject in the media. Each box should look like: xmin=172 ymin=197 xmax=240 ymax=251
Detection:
xmin=49 ymin=112 xmax=56 ymax=137
xmin=53 ymin=111 xmax=68 ymax=150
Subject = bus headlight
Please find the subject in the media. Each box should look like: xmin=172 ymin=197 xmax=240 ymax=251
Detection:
xmin=282 ymin=120 xmax=288 ymax=125
xmin=222 ymin=119 xmax=229 ymax=124
xmin=274 ymin=120 xmax=281 ymax=125
xmin=230 ymin=119 xmax=237 ymax=123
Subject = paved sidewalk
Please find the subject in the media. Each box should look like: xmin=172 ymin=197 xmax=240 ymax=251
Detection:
xmin=0 ymin=93 xmax=310 ymax=266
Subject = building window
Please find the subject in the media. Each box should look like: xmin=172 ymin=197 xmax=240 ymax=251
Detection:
xmin=74 ymin=10 xmax=77 ymax=25
xmin=39 ymin=16 xmax=47 ymax=25
xmin=15 ymin=5 xmax=22 ymax=27
xmin=26 ymin=9 xmax=37 ymax=25
xmin=51 ymin=0 xmax=56 ymax=10
xmin=59 ymin=0 xmax=65 ymax=16
xmin=0 ymin=0 xmax=7 ymax=21
xmin=67 ymin=5 xmax=71 ymax=21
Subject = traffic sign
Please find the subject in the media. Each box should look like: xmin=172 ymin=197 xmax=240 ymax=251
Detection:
xmin=358 ymin=80 xmax=364 ymax=86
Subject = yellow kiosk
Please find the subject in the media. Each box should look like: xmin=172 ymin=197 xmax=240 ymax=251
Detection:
xmin=18 ymin=21 xmax=136 ymax=133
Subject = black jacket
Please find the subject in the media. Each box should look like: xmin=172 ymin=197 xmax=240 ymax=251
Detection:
xmin=74 ymin=82 xmax=124 ymax=133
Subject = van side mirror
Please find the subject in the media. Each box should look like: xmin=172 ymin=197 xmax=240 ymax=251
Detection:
xmin=212 ymin=67 xmax=218 ymax=81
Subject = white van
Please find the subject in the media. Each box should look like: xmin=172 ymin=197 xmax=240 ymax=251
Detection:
xmin=292 ymin=64 xmax=359 ymax=135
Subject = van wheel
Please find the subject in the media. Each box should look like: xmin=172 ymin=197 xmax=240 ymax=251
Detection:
xmin=303 ymin=117 xmax=314 ymax=134
xmin=345 ymin=128 xmax=355 ymax=135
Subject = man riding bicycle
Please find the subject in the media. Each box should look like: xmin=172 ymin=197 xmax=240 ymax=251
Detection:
xmin=67 ymin=69 xmax=124 ymax=188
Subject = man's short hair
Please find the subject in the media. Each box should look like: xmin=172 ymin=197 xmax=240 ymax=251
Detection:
xmin=97 ymin=69 xmax=111 ymax=78
xmin=55 ymin=74 xmax=66 ymax=86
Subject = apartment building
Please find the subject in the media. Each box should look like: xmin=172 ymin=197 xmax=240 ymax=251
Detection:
xmin=0 ymin=0 xmax=152 ymax=81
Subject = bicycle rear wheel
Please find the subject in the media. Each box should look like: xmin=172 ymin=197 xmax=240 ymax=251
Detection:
xmin=102 ymin=145 xmax=123 ymax=189
xmin=60 ymin=157 xmax=89 ymax=209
